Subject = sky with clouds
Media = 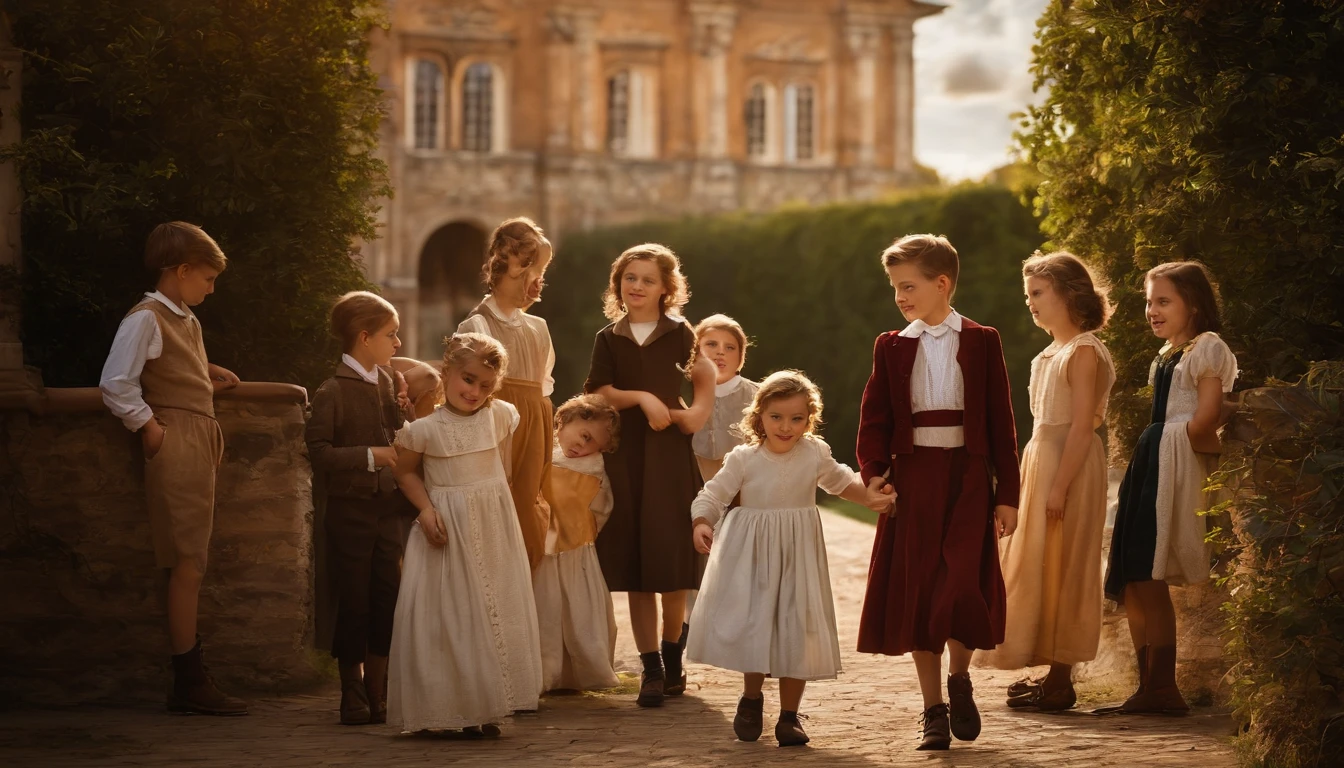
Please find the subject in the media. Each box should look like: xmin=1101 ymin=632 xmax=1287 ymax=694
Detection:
xmin=911 ymin=0 xmax=1050 ymax=181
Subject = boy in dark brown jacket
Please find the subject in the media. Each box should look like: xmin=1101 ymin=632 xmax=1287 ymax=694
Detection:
xmin=306 ymin=291 xmax=416 ymax=725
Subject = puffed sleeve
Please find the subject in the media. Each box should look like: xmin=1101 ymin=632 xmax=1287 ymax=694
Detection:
xmin=394 ymin=417 xmax=429 ymax=453
xmin=812 ymin=437 xmax=860 ymax=497
xmin=456 ymin=313 xmax=490 ymax=337
xmin=1185 ymin=333 xmax=1238 ymax=393
xmin=492 ymin=399 xmax=521 ymax=436
xmin=591 ymin=472 xmax=615 ymax=533
xmin=584 ymin=328 xmax=615 ymax=393
xmin=691 ymin=444 xmax=750 ymax=528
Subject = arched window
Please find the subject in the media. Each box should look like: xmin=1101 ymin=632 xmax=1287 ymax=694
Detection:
xmin=783 ymin=83 xmax=815 ymax=163
xmin=607 ymin=68 xmax=658 ymax=158
xmin=462 ymin=62 xmax=494 ymax=153
xmin=410 ymin=58 xmax=444 ymax=150
xmin=745 ymin=83 xmax=768 ymax=158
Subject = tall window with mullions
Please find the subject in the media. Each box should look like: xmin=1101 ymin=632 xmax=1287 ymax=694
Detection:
xmin=412 ymin=59 xmax=443 ymax=150
xmin=608 ymin=70 xmax=631 ymax=155
xmin=745 ymin=83 xmax=768 ymax=158
xmin=462 ymin=62 xmax=493 ymax=153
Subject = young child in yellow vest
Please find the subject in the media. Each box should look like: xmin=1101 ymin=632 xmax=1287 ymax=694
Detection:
xmin=99 ymin=221 xmax=245 ymax=715
xmin=534 ymin=394 xmax=623 ymax=692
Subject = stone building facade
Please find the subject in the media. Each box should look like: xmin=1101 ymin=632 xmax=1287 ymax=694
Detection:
xmin=363 ymin=0 xmax=944 ymax=356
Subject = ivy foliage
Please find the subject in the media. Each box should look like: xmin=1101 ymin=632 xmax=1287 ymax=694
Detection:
xmin=536 ymin=184 xmax=1047 ymax=469
xmin=1018 ymin=0 xmax=1344 ymax=457
xmin=5 ymin=0 xmax=389 ymax=389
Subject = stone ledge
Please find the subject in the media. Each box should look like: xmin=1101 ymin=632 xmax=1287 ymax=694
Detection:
xmin=0 ymin=382 xmax=308 ymax=414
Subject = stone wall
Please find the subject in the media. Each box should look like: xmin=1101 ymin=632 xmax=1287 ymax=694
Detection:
xmin=0 ymin=384 xmax=323 ymax=706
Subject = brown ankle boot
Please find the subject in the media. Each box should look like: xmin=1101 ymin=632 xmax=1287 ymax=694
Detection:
xmin=946 ymin=672 xmax=981 ymax=741
xmin=339 ymin=663 xmax=371 ymax=725
xmin=774 ymin=711 xmax=810 ymax=747
xmin=733 ymin=695 xmax=764 ymax=742
xmin=917 ymin=703 xmax=951 ymax=751
xmin=1125 ymin=644 xmax=1189 ymax=714
xmin=363 ymin=655 xmax=388 ymax=724
xmin=167 ymin=641 xmax=248 ymax=716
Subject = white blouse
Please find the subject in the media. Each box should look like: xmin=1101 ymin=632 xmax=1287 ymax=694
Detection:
xmin=899 ymin=309 xmax=965 ymax=448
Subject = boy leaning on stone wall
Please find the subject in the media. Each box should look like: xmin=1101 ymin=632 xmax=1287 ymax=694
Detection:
xmin=98 ymin=221 xmax=247 ymax=716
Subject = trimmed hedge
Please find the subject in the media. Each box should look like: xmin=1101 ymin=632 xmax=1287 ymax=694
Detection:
xmin=5 ymin=0 xmax=388 ymax=390
xmin=535 ymin=184 xmax=1047 ymax=469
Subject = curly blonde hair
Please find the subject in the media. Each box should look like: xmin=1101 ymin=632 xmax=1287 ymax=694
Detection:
xmin=689 ymin=314 xmax=750 ymax=373
xmin=554 ymin=393 xmax=622 ymax=453
xmin=1022 ymin=250 xmax=1113 ymax=332
xmin=737 ymin=370 xmax=824 ymax=446
xmin=440 ymin=332 xmax=509 ymax=405
xmin=601 ymin=243 xmax=691 ymax=321
xmin=482 ymin=217 xmax=551 ymax=291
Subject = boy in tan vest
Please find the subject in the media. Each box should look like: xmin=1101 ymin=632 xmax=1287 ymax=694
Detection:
xmin=99 ymin=222 xmax=246 ymax=715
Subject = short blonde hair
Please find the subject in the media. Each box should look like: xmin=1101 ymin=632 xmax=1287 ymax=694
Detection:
xmin=440 ymin=332 xmax=509 ymax=404
xmin=330 ymin=291 xmax=399 ymax=351
xmin=737 ymin=370 xmax=824 ymax=446
xmin=145 ymin=221 xmax=227 ymax=272
xmin=483 ymin=217 xmax=551 ymax=291
xmin=602 ymin=243 xmax=691 ymax=321
xmin=554 ymin=393 xmax=622 ymax=453
xmin=881 ymin=234 xmax=958 ymax=298
xmin=689 ymin=314 xmax=749 ymax=373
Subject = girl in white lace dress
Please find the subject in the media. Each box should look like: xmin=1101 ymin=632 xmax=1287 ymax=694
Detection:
xmin=388 ymin=333 xmax=542 ymax=736
xmin=688 ymin=371 xmax=894 ymax=747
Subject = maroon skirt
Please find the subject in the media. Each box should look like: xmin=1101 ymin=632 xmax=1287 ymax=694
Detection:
xmin=857 ymin=444 xmax=1006 ymax=655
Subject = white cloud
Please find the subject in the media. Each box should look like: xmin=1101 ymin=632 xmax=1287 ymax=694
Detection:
xmin=912 ymin=0 xmax=1049 ymax=181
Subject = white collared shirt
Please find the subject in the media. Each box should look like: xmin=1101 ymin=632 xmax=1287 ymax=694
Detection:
xmin=899 ymin=309 xmax=965 ymax=448
xmin=630 ymin=320 xmax=658 ymax=346
xmin=715 ymin=375 xmax=745 ymax=397
xmin=99 ymin=291 xmax=192 ymax=431
xmin=339 ymin=354 xmax=382 ymax=472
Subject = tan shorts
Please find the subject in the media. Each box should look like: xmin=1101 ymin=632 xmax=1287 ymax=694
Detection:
xmin=143 ymin=409 xmax=224 ymax=571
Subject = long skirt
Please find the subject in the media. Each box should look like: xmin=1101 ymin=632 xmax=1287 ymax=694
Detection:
xmin=496 ymin=378 xmax=553 ymax=571
xmin=983 ymin=425 xmax=1106 ymax=668
xmin=858 ymin=446 xmax=1006 ymax=655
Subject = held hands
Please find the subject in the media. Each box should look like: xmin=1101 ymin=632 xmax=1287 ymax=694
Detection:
xmin=864 ymin=476 xmax=897 ymax=514
xmin=640 ymin=393 xmax=672 ymax=431
xmin=994 ymin=505 xmax=1018 ymax=538
xmin=417 ymin=506 xmax=448 ymax=547
xmin=371 ymin=446 xmax=398 ymax=469
xmin=1045 ymin=486 xmax=1067 ymax=521
xmin=692 ymin=521 xmax=714 ymax=555
xmin=141 ymin=417 xmax=167 ymax=460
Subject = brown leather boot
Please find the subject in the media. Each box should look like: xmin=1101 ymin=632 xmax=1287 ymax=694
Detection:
xmin=339 ymin=663 xmax=371 ymax=725
xmin=363 ymin=655 xmax=388 ymax=724
xmin=946 ymin=672 xmax=981 ymax=741
xmin=636 ymin=651 xmax=665 ymax=708
xmin=167 ymin=641 xmax=248 ymax=716
xmin=774 ymin=710 xmax=810 ymax=747
xmin=1124 ymin=644 xmax=1189 ymax=714
xmin=733 ymin=695 xmax=764 ymax=742
xmin=917 ymin=703 xmax=951 ymax=751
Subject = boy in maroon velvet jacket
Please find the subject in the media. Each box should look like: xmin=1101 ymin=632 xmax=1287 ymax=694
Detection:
xmin=855 ymin=234 xmax=1020 ymax=752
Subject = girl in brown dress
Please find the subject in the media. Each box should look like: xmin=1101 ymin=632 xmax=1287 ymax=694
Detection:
xmin=457 ymin=217 xmax=555 ymax=571
xmin=585 ymin=243 xmax=715 ymax=708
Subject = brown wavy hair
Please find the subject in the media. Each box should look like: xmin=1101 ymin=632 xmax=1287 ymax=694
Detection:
xmin=440 ymin=332 xmax=509 ymax=405
xmin=482 ymin=217 xmax=551 ymax=291
xmin=554 ymin=393 xmax=622 ymax=453
xmin=880 ymin=234 xmax=959 ymax=298
xmin=737 ymin=370 xmax=824 ymax=446
xmin=1022 ymin=250 xmax=1113 ymax=332
xmin=689 ymin=314 xmax=750 ymax=373
xmin=1145 ymin=260 xmax=1223 ymax=336
xmin=330 ymin=291 xmax=399 ymax=351
xmin=601 ymin=243 xmax=691 ymax=321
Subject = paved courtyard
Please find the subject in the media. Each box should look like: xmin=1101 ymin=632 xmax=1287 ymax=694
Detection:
xmin=1 ymin=511 xmax=1236 ymax=767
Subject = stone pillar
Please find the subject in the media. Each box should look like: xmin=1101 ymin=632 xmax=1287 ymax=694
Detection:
xmin=691 ymin=4 xmax=736 ymax=159
xmin=545 ymin=10 xmax=576 ymax=151
xmin=891 ymin=18 xmax=916 ymax=176
xmin=568 ymin=8 xmax=602 ymax=153
xmin=846 ymin=23 xmax=881 ymax=167
xmin=0 ymin=13 xmax=40 ymax=405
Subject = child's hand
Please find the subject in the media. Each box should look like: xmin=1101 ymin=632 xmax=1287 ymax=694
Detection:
xmin=864 ymin=476 xmax=896 ymax=514
xmin=1046 ymin=486 xmax=1067 ymax=520
xmin=417 ymin=506 xmax=448 ymax=547
xmin=208 ymin=364 xmax=240 ymax=392
xmin=693 ymin=521 xmax=714 ymax=555
xmin=640 ymin=393 xmax=672 ymax=431
xmin=371 ymin=446 xmax=398 ymax=468
xmin=141 ymin=417 xmax=167 ymax=460
xmin=995 ymin=505 xmax=1018 ymax=538
xmin=393 ymin=370 xmax=412 ymax=413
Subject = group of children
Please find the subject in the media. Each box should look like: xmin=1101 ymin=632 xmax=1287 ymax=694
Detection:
xmin=100 ymin=219 xmax=1237 ymax=751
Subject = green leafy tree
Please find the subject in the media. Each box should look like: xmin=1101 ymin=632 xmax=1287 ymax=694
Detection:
xmin=537 ymin=184 xmax=1046 ymax=470
xmin=1018 ymin=0 xmax=1344 ymax=456
xmin=5 ymin=0 xmax=389 ymax=388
